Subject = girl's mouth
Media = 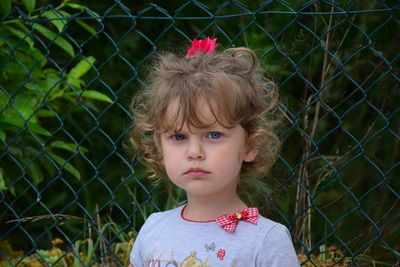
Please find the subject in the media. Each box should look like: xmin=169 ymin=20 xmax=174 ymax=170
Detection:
xmin=184 ymin=168 xmax=210 ymax=176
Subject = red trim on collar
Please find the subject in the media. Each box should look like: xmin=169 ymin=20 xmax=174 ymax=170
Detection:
xmin=180 ymin=205 xmax=215 ymax=223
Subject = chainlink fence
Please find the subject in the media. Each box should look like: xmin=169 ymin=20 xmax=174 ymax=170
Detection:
xmin=1 ymin=0 xmax=399 ymax=266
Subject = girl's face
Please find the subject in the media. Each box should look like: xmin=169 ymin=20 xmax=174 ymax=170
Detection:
xmin=160 ymin=98 xmax=259 ymax=199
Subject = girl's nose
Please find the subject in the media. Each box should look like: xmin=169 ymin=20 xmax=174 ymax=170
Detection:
xmin=186 ymin=138 xmax=205 ymax=160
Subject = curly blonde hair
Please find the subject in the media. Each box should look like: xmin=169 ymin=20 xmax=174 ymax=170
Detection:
xmin=130 ymin=47 xmax=280 ymax=198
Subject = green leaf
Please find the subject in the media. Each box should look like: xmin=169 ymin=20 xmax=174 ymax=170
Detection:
xmin=33 ymin=24 xmax=75 ymax=57
xmin=68 ymin=7 xmax=101 ymax=22
xmin=0 ymin=109 xmax=51 ymax=136
xmin=1 ymin=61 xmax=27 ymax=82
xmin=65 ymin=76 xmax=83 ymax=89
xmin=0 ymin=109 xmax=22 ymax=127
xmin=43 ymin=10 xmax=68 ymax=33
xmin=66 ymin=56 xmax=96 ymax=90
xmin=35 ymin=109 xmax=55 ymax=118
xmin=37 ymin=250 xmax=59 ymax=263
xmin=86 ymin=9 xmax=102 ymax=22
xmin=0 ymin=90 xmax=8 ymax=109
xmin=75 ymin=19 xmax=97 ymax=35
xmin=2 ymin=25 xmax=34 ymax=48
xmin=66 ymin=3 xmax=87 ymax=10
xmin=39 ymin=156 xmax=56 ymax=177
xmin=67 ymin=56 xmax=96 ymax=80
xmin=81 ymin=90 xmax=113 ymax=103
xmin=13 ymin=93 xmax=37 ymax=120
xmin=30 ymin=68 xmax=61 ymax=95
xmin=27 ymin=162 xmax=44 ymax=185
xmin=0 ymin=168 xmax=6 ymax=191
xmin=0 ymin=0 xmax=11 ymax=16
xmin=27 ymin=122 xmax=51 ymax=136
xmin=22 ymin=0 xmax=35 ymax=13
xmin=81 ymin=99 xmax=99 ymax=112
xmin=320 ymin=244 xmax=327 ymax=262
xmin=51 ymin=140 xmax=88 ymax=153
xmin=47 ymin=151 xmax=81 ymax=180
xmin=0 ymin=130 xmax=6 ymax=141
xmin=14 ymin=44 xmax=46 ymax=68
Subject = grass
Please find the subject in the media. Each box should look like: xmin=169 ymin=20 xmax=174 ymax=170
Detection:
xmin=0 ymin=235 xmax=135 ymax=267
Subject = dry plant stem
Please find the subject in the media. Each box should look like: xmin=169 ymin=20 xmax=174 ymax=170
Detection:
xmin=311 ymin=167 xmax=335 ymax=196
xmin=295 ymin=4 xmax=336 ymax=250
xmin=347 ymin=198 xmax=400 ymax=254
xmin=314 ymin=35 xmax=399 ymax=222
xmin=294 ymin=16 xmax=318 ymax=251
xmin=307 ymin=115 xmax=379 ymax=183
xmin=323 ymin=13 xmax=355 ymax=77
xmin=124 ymin=177 xmax=147 ymax=220
xmin=295 ymin=8 xmax=318 ymax=250
xmin=96 ymin=205 xmax=109 ymax=266
xmin=317 ymin=41 xmax=394 ymax=126
xmin=301 ymin=98 xmax=398 ymax=258
xmin=297 ymin=114 xmax=380 ymax=211
xmin=6 ymin=214 xmax=84 ymax=223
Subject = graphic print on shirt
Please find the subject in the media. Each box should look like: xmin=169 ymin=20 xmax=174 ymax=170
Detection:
xmin=144 ymin=246 xmax=237 ymax=267
xmin=204 ymin=242 xmax=215 ymax=252
xmin=217 ymin=249 xmax=225 ymax=260
xmin=181 ymin=251 xmax=208 ymax=267
xmin=146 ymin=249 xmax=211 ymax=267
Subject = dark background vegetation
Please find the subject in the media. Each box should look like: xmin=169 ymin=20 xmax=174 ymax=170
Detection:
xmin=0 ymin=0 xmax=399 ymax=265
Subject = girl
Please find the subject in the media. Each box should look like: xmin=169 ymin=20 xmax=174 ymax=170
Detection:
xmin=129 ymin=37 xmax=299 ymax=267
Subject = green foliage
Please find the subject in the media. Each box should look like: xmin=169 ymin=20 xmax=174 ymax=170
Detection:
xmin=0 ymin=231 xmax=134 ymax=266
xmin=22 ymin=0 xmax=36 ymax=14
xmin=0 ymin=1 xmax=112 ymax=194
xmin=0 ymin=168 xmax=5 ymax=191
xmin=0 ymin=0 xmax=12 ymax=16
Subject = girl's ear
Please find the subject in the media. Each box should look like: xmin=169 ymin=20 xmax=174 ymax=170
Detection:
xmin=243 ymin=136 xmax=260 ymax=162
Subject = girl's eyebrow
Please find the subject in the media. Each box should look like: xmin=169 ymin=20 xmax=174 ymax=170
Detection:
xmin=163 ymin=122 xmax=228 ymax=134
xmin=164 ymin=128 xmax=185 ymax=134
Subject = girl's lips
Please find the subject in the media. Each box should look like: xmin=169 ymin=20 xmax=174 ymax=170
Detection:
xmin=185 ymin=171 xmax=208 ymax=176
xmin=184 ymin=168 xmax=209 ymax=176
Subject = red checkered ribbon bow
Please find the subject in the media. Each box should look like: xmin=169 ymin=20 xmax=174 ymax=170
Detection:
xmin=215 ymin=207 xmax=259 ymax=232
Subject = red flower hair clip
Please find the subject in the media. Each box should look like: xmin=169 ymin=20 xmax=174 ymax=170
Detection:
xmin=185 ymin=37 xmax=217 ymax=58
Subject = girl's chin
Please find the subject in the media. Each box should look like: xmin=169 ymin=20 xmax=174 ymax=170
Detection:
xmin=184 ymin=187 xmax=228 ymax=198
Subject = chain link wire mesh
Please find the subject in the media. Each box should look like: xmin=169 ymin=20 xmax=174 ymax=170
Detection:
xmin=0 ymin=0 xmax=399 ymax=266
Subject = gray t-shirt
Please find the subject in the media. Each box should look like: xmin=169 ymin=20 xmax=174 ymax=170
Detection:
xmin=130 ymin=206 xmax=299 ymax=267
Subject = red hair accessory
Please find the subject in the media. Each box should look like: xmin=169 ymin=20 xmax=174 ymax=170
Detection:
xmin=185 ymin=37 xmax=217 ymax=58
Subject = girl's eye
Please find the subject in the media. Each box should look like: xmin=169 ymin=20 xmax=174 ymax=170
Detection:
xmin=207 ymin=132 xmax=222 ymax=139
xmin=172 ymin=133 xmax=186 ymax=141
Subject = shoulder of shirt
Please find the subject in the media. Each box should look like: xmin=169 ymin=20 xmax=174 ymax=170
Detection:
xmin=255 ymin=216 xmax=299 ymax=265
xmin=256 ymin=214 xmax=290 ymax=238
xmin=139 ymin=206 xmax=182 ymax=229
